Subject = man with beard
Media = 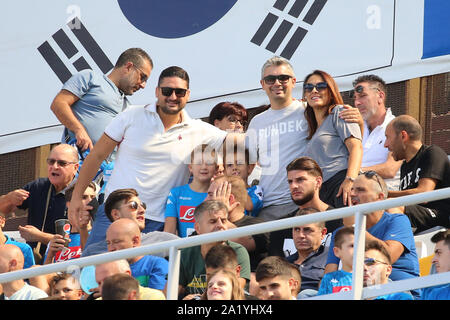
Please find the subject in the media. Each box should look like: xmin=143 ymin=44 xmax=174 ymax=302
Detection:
xmin=268 ymin=157 xmax=344 ymax=257
xmin=50 ymin=48 xmax=153 ymax=152
xmin=68 ymin=66 xmax=228 ymax=248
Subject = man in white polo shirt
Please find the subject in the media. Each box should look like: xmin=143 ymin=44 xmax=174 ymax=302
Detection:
xmin=68 ymin=66 xmax=227 ymax=247
xmin=351 ymin=74 xmax=402 ymax=191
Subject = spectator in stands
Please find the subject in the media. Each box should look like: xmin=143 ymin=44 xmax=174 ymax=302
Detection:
xmin=0 ymin=212 xmax=35 ymax=268
xmin=324 ymin=171 xmax=421 ymax=298
xmin=0 ymin=244 xmax=48 ymax=300
xmin=178 ymin=200 xmax=251 ymax=298
xmin=69 ymin=66 xmax=229 ymax=245
xmin=269 ymin=157 xmax=344 ymax=258
xmin=421 ymin=229 xmax=450 ymax=300
xmin=164 ymin=144 xmax=218 ymax=237
xmin=318 ymin=226 xmax=354 ymax=295
xmin=246 ymin=57 xmax=361 ymax=221
xmin=50 ymin=48 xmax=153 ymax=152
xmin=302 ymin=70 xmax=363 ymax=209
xmin=206 ymin=176 xmax=268 ymax=272
xmin=287 ymin=208 xmax=330 ymax=298
xmin=223 ymin=145 xmax=263 ymax=217
xmin=106 ymin=219 xmax=168 ymax=291
xmin=364 ymin=241 xmax=413 ymax=300
xmin=49 ymin=272 xmax=84 ymax=300
xmin=82 ymin=188 xmax=178 ymax=258
xmin=209 ymin=101 xmax=248 ymax=133
xmin=384 ymin=115 xmax=450 ymax=233
xmin=201 ymin=269 xmax=245 ymax=300
xmin=101 ymin=273 xmax=140 ymax=300
xmin=94 ymin=259 xmax=165 ymax=300
xmin=44 ymin=182 xmax=97 ymax=264
xmin=351 ymin=74 xmax=402 ymax=190
xmin=209 ymin=101 xmax=249 ymax=176
xmin=0 ymin=144 xmax=79 ymax=261
xmin=255 ymin=256 xmax=299 ymax=300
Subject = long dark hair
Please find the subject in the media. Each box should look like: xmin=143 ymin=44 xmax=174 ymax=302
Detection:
xmin=303 ymin=70 xmax=344 ymax=139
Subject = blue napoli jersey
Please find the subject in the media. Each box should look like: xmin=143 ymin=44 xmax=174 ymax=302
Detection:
xmin=246 ymin=185 xmax=264 ymax=217
xmin=318 ymin=270 xmax=353 ymax=295
xmin=164 ymin=184 xmax=207 ymax=237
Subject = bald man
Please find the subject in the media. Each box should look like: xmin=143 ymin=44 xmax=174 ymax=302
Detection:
xmin=384 ymin=115 xmax=450 ymax=234
xmin=94 ymin=259 xmax=165 ymax=300
xmin=0 ymin=244 xmax=48 ymax=300
xmin=106 ymin=219 xmax=168 ymax=291
xmin=0 ymin=144 xmax=80 ymax=259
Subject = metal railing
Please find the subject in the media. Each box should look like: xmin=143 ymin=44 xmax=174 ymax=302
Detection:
xmin=1 ymin=188 xmax=449 ymax=300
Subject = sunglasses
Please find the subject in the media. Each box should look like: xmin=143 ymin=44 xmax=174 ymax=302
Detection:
xmin=349 ymin=85 xmax=380 ymax=99
xmin=119 ymin=200 xmax=146 ymax=211
xmin=263 ymin=74 xmax=292 ymax=85
xmin=133 ymin=65 xmax=148 ymax=83
xmin=364 ymin=257 xmax=389 ymax=267
xmin=227 ymin=116 xmax=247 ymax=127
xmin=160 ymin=87 xmax=188 ymax=97
xmin=303 ymin=82 xmax=328 ymax=92
xmin=47 ymin=158 xmax=77 ymax=167
xmin=360 ymin=170 xmax=384 ymax=192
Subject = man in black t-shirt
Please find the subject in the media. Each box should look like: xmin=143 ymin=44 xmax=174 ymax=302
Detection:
xmin=385 ymin=115 xmax=450 ymax=233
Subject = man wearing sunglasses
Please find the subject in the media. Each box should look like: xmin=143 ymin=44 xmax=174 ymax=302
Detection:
xmin=0 ymin=144 xmax=79 ymax=260
xmin=351 ymin=75 xmax=402 ymax=191
xmin=50 ymin=48 xmax=153 ymax=153
xmin=384 ymin=115 xmax=450 ymax=234
xmin=363 ymin=241 xmax=413 ymax=300
xmin=69 ymin=66 xmax=228 ymax=249
xmin=246 ymin=56 xmax=362 ymax=222
xmin=324 ymin=171 xmax=421 ymax=298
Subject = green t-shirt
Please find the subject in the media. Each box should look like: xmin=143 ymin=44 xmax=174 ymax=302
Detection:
xmin=179 ymin=241 xmax=250 ymax=295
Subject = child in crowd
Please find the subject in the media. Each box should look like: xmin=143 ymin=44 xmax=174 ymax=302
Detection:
xmin=318 ymin=227 xmax=354 ymax=295
xmin=223 ymin=145 xmax=263 ymax=217
xmin=164 ymin=144 xmax=217 ymax=237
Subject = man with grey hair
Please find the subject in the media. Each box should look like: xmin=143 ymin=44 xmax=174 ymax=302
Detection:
xmin=385 ymin=114 xmax=450 ymax=234
xmin=247 ymin=56 xmax=361 ymax=221
xmin=351 ymin=74 xmax=402 ymax=191
xmin=0 ymin=144 xmax=80 ymax=260
xmin=51 ymin=48 xmax=153 ymax=152
xmin=178 ymin=200 xmax=251 ymax=298
xmin=324 ymin=171 xmax=421 ymax=298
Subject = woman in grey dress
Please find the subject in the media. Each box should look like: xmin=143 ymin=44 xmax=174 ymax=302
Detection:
xmin=302 ymin=70 xmax=363 ymax=213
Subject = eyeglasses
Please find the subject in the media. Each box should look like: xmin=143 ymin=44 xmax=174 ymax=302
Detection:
xmin=160 ymin=87 xmax=188 ymax=97
xmin=227 ymin=116 xmax=247 ymax=127
xmin=119 ymin=200 xmax=146 ymax=211
xmin=364 ymin=257 xmax=389 ymax=267
xmin=349 ymin=85 xmax=380 ymax=99
xmin=360 ymin=170 xmax=384 ymax=193
xmin=133 ymin=65 xmax=148 ymax=83
xmin=46 ymin=158 xmax=77 ymax=167
xmin=263 ymin=74 xmax=292 ymax=85
xmin=303 ymin=82 xmax=328 ymax=92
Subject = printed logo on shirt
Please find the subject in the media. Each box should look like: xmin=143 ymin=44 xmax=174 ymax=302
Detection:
xmin=332 ymin=286 xmax=352 ymax=293
xmin=54 ymin=246 xmax=82 ymax=262
xmin=179 ymin=206 xmax=196 ymax=223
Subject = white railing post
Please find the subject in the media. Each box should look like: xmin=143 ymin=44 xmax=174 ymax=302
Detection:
xmin=166 ymin=246 xmax=181 ymax=300
xmin=351 ymin=211 xmax=366 ymax=300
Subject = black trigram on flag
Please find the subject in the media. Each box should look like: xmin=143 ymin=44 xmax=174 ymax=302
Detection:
xmin=251 ymin=0 xmax=327 ymax=60
xmin=38 ymin=17 xmax=113 ymax=83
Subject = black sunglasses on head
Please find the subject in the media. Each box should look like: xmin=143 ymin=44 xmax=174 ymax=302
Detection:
xmin=160 ymin=87 xmax=188 ymax=97
xmin=303 ymin=82 xmax=328 ymax=92
xmin=263 ymin=74 xmax=292 ymax=85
